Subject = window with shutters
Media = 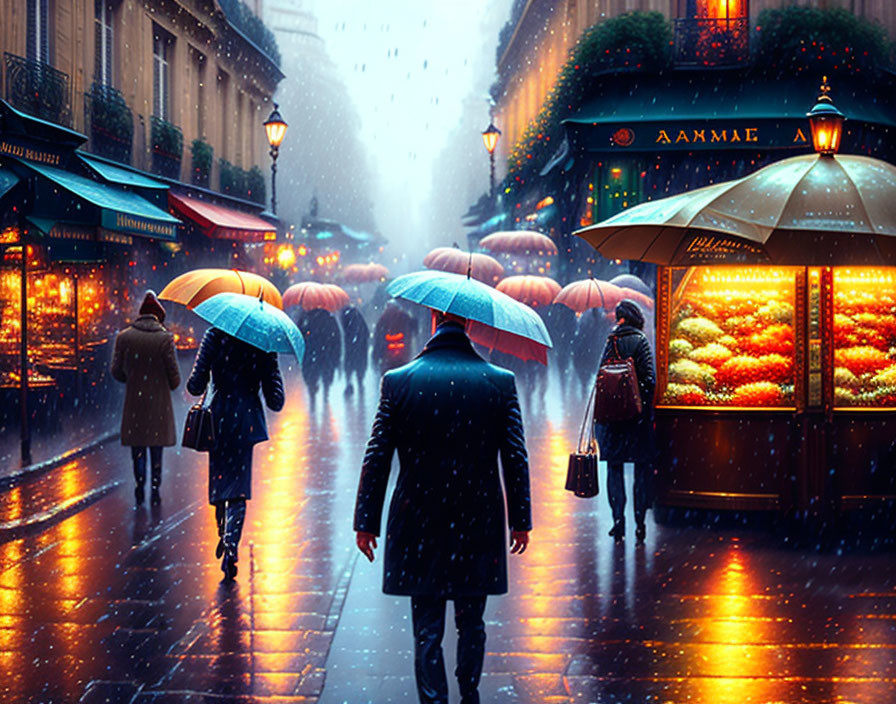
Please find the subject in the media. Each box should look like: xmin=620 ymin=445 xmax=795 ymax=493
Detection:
xmin=152 ymin=25 xmax=173 ymax=120
xmin=94 ymin=0 xmax=113 ymax=85
xmin=27 ymin=0 xmax=50 ymax=64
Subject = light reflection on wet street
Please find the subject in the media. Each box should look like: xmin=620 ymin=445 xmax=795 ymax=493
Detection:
xmin=0 ymin=367 xmax=894 ymax=702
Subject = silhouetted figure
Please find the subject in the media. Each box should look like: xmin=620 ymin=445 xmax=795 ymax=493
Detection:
xmin=372 ymin=300 xmax=418 ymax=374
xmin=354 ymin=312 xmax=532 ymax=704
xmin=595 ymin=300 xmax=656 ymax=545
xmin=341 ymin=305 xmax=370 ymax=392
xmin=572 ymin=307 xmax=612 ymax=389
xmin=297 ymin=308 xmax=342 ymax=404
xmin=541 ymin=303 xmax=577 ymax=379
xmin=187 ymin=327 xmax=284 ymax=580
xmin=111 ymin=291 xmax=180 ymax=506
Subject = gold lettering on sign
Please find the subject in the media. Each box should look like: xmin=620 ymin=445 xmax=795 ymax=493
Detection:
xmin=730 ymin=129 xmax=742 ymax=142
xmin=675 ymin=130 xmax=690 ymax=143
xmin=745 ymin=127 xmax=759 ymax=142
xmin=692 ymin=129 xmax=706 ymax=143
xmin=0 ymin=141 xmax=61 ymax=165
xmin=794 ymin=128 xmax=808 ymax=143
xmin=711 ymin=130 xmax=727 ymax=142
xmin=656 ymin=130 xmax=672 ymax=144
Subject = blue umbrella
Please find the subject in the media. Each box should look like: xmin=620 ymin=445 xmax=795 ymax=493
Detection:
xmin=193 ymin=292 xmax=305 ymax=360
xmin=387 ymin=270 xmax=552 ymax=363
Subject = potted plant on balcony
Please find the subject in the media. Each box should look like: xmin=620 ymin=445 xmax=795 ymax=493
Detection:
xmin=88 ymin=84 xmax=133 ymax=163
xmin=191 ymin=139 xmax=213 ymax=188
xmin=151 ymin=116 xmax=183 ymax=179
xmin=246 ymin=166 xmax=265 ymax=205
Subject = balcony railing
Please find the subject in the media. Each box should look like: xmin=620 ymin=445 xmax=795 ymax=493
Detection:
xmin=3 ymin=52 xmax=72 ymax=126
xmin=84 ymin=83 xmax=133 ymax=164
xmin=150 ymin=115 xmax=183 ymax=180
xmin=674 ymin=17 xmax=749 ymax=67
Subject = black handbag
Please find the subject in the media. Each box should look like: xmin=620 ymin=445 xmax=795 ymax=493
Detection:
xmin=182 ymin=387 xmax=215 ymax=452
xmin=566 ymin=382 xmax=600 ymax=498
xmin=593 ymin=336 xmax=642 ymax=423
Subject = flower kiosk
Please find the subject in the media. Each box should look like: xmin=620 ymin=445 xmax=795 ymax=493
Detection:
xmin=576 ymin=81 xmax=896 ymax=516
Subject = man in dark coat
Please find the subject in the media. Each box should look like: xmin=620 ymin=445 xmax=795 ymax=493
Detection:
xmin=111 ymin=291 xmax=181 ymax=506
xmin=572 ymin=307 xmax=612 ymax=390
xmin=541 ymin=302 xmax=577 ymax=380
xmin=595 ymin=299 xmax=656 ymax=544
xmin=340 ymin=305 xmax=370 ymax=392
xmin=354 ymin=311 xmax=532 ymax=704
xmin=187 ymin=327 xmax=284 ymax=579
xmin=371 ymin=300 xmax=418 ymax=374
xmin=297 ymin=308 xmax=342 ymax=405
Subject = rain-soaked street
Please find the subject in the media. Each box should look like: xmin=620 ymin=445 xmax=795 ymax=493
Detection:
xmin=1 ymin=366 xmax=895 ymax=704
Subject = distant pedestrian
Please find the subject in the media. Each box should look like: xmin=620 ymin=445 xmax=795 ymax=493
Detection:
xmin=595 ymin=299 xmax=656 ymax=545
xmin=110 ymin=291 xmax=180 ymax=506
xmin=297 ymin=308 xmax=342 ymax=404
xmin=372 ymin=300 xmax=418 ymax=374
xmin=572 ymin=307 xmax=611 ymax=389
xmin=187 ymin=327 xmax=284 ymax=580
xmin=541 ymin=303 xmax=577 ymax=379
xmin=355 ymin=311 xmax=532 ymax=704
xmin=341 ymin=305 xmax=370 ymax=392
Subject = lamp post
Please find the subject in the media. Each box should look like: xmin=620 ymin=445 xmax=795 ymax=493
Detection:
xmin=263 ymin=103 xmax=288 ymax=214
xmin=481 ymin=122 xmax=501 ymax=200
xmin=807 ymin=76 xmax=845 ymax=157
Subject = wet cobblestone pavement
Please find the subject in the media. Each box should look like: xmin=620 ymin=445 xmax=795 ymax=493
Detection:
xmin=1 ymin=369 xmax=895 ymax=703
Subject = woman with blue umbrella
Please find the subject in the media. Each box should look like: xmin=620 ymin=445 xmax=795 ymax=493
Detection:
xmin=186 ymin=292 xmax=304 ymax=580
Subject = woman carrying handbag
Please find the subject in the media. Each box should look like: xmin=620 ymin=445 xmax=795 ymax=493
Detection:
xmin=595 ymin=299 xmax=656 ymax=544
xmin=187 ymin=326 xmax=285 ymax=580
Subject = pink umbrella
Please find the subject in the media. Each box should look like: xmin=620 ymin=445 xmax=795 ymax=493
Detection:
xmin=341 ymin=263 xmax=389 ymax=284
xmin=423 ymin=247 xmax=504 ymax=285
xmin=282 ymin=282 xmax=350 ymax=312
xmin=553 ymin=279 xmax=625 ymax=313
xmin=496 ymin=275 xmax=562 ymax=309
xmin=479 ymin=230 xmax=558 ymax=256
xmin=617 ymin=286 xmax=654 ymax=311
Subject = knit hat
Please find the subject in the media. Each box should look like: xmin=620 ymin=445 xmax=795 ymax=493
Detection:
xmin=139 ymin=290 xmax=166 ymax=323
xmin=615 ymin=298 xmax=644 ymax=330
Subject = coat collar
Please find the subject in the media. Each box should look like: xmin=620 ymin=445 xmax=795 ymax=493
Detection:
xmin=131 ymin=314 xmax=165 ymax=332
xmin=418 ymin=322 xmax=480 ymax=358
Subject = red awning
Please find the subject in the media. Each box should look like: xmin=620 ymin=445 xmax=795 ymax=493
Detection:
xmin=169 ymin=193 xmax=276 ymax=242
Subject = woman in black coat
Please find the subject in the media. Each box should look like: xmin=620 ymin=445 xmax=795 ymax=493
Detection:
xmin=187 ymin=327 xmax=285 ymax=579
xmin=595 ymin=299 xmax=656 ymax=544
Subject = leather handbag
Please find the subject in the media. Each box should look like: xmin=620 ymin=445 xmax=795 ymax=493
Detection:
xmin=566 ymin=382 xmax=600 ymax=498
xmin=593 ymin=336 xmax=642 ymax=423
xmin=182 ymin=387 xmax=215 ymax=452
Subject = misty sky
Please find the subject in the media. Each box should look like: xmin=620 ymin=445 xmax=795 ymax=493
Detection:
xmin=302 ymin=0 xmax=511 ymax=262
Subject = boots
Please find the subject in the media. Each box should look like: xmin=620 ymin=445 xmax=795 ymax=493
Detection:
xmin=608 ymin=520 xmax=625 ymax=541
xmin=635 ymin=523 xmax=646 ymax=545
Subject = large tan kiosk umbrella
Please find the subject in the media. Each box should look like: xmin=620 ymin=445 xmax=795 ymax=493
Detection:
xmin=160 ymin=268 xmax=283 ymax=309
xmin=423 ymin=247 xmax=504 ymax=284
xmin=575 ymin=153 xmax=896 ymax=266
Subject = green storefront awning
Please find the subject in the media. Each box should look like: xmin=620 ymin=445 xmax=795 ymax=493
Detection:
xmin=16 ymin=159 xmax=180 ymax=240
xmin=77 ymin=153 xmax=168 ymax=190
xmin=0 ymin=166 xmax=19 ymax=199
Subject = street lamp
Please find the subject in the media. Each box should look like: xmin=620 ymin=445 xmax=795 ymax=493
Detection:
xmin=481 ymin=122 xmax=501 ymax=200
xmin=264 ymin=103 xmax=288 ymax=214
xmin=807 ymin=76 xmax=845 ymax=157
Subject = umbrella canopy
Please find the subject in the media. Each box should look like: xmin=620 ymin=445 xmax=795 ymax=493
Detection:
xmin=496 ymin=275 xmax=561 ymax=309
xmin=479 ymin=230 xmax=558 ymax=256
xmin=159 ymin=269 xmax=283 ymax=310
xmin=282 ymin=281 xmax=350 ymax=312
xmin=575 ymin=154 xmax=896 ymax=266
xmin=387 ymin=270 xmax=553 ymax=364
xmin=340 ymin=262 xmax=389 ymax=284
xmin=609 ymin=273 xmax=652 ymax=298
xmin=423 ymin=247 xmax=504 ymax=285
xmin=193 ymin=292 xmax=305 ymax=359
xmin=554 ymin=279 xmax=625 ymax=313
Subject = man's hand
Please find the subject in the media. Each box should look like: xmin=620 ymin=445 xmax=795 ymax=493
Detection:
xmin=356 ymin=531 xmax=378 ymax=562
xmin=510 ymin=530 xmax=529 ymax=555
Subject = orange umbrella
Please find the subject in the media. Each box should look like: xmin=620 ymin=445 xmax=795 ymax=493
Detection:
xmin=341 ymin=262 xmax=389 ymax=284
xmin=282 ymin=281 xmax=350 ymax=312
xmin=159 ymin=268 xmax=283 ymax=309
xmin=423 ymin=247 xmax=504 ymax=285
xmin=479 ymin=230 xmax=558 ymax=256
xmin=554 ymin=279 xmax=625 ymax=313
xmin=496 ymin=275 xmax=561 ymax=309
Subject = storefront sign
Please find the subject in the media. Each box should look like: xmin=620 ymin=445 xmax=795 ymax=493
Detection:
xmin=49 ymin=224 xmax=94 ymax=241
xmin=0 ymin=138 xmax=64 ymax=166
xmin=101 ymin=210 xmax=177 ymax=240
xmin=97 ymin=228 xmax=133 ymax=245
xmin=681 ymin=233 xmax=768 ymax=263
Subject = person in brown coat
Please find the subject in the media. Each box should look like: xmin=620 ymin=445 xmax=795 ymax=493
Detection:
xmin=111 ymin=291 xmax=181 ymax=505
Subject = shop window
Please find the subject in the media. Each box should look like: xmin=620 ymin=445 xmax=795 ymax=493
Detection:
xmin=674 ymin=0 xmax=749 ymax=66
xmin=663 ymin=266 xmax=798 ymax=408
xmin=27 ymin=0 xmax=50 ymax=64
xmin=597 ymin=163 xmax=642 ymax=222
xmin=94 ymin=0 xmax=114 ymax=86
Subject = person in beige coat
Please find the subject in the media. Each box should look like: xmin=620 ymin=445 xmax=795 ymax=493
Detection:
xmin=111 ymin=291 xmax=181 ymax=505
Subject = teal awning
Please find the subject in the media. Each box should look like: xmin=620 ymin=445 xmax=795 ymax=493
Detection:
xmin=77 ymin=153 xmax=168 ymax=190
xmin=17 ymin=159 xmax=180 ymax=240
xmin=0 ymin=167 xmax=18 ymax=199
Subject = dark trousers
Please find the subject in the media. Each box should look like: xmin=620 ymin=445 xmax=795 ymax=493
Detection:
xmin=607 ymin=462 xmax=650 ymax=527
xmin=131 ymin=446 xmax=162 ymax=490
xmin=214 ymin=499 xmax=246 ymax=559
xmin=411 ymin=596 xmax=487 ymax=704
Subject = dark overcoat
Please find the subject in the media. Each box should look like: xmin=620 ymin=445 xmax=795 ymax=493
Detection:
xmin=341 ymin=306 xmax=370 ymax=376
xmin=186 ymin=328 xmax=285 ymax=500
xmin=595 ymin=324 xmax=657 ymax=464
xmin=111 ymin=314 xmax=180 ymax=447
xmin=354 ymin=322 xmax=532 ymax=598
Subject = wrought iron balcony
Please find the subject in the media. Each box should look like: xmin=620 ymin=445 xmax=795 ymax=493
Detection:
xmin=84 ymin=83 xmax=133 ymax=164
xmin=150 ymin=115 xmax=183 ymax=180
xmin=3 ymin=52 xmax=72 ymax=127
xmin=673 ymin=17 xmax=749 ymax=67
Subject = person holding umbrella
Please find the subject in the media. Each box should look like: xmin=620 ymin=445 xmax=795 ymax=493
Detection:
xmin=354 ymin=269 xmax=544 ymax=704
xmin=186 ymin=292 xmax=301 ymax=580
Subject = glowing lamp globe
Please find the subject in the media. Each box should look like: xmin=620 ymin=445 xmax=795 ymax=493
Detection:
xmin=264 ymin=104 xmax=288 ymax=149
xmin=806 ymin=76 xmax=844 ymax=156
xmin=481 ymin=123 xmax=501 ymax=155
